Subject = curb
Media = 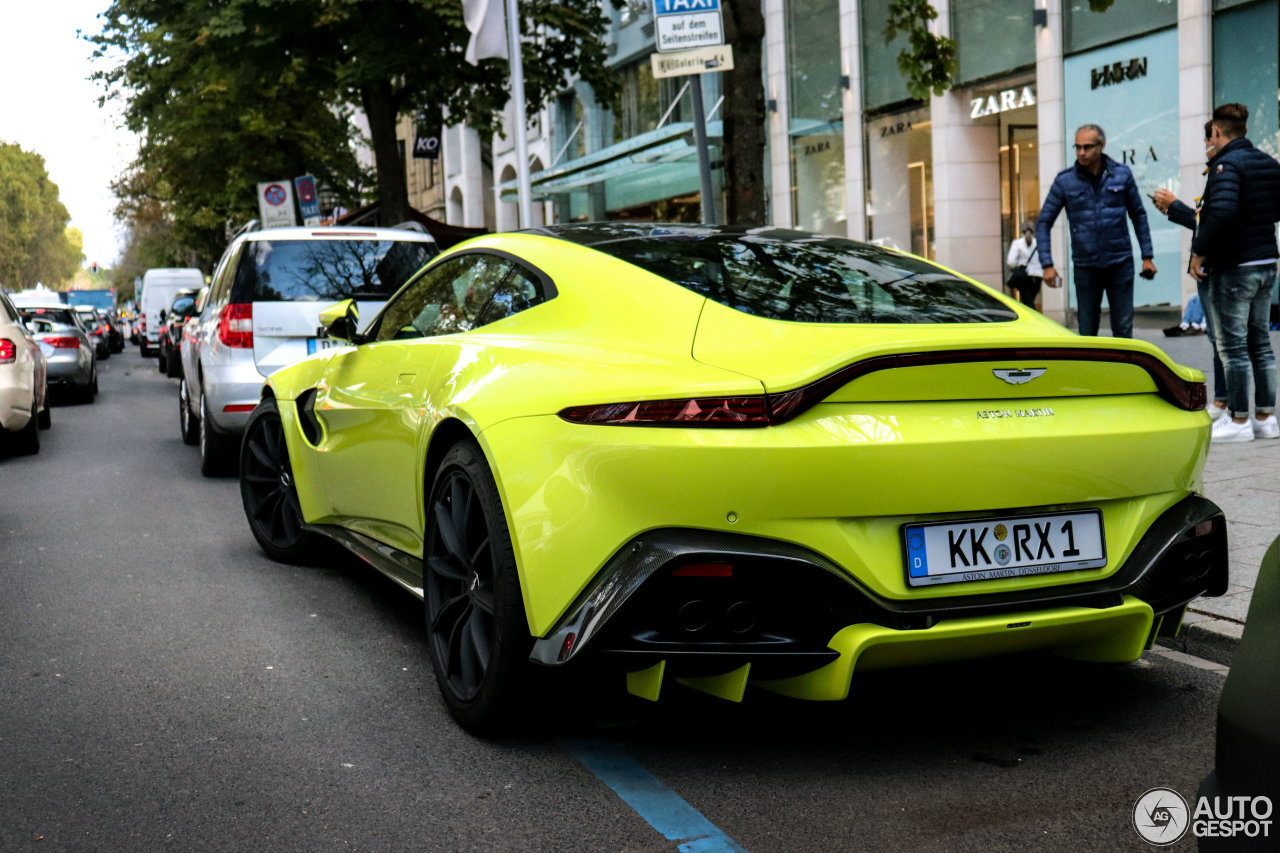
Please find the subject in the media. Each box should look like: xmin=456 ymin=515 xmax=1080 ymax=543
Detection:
xmin=1156 ymin=614 xmax=1244 ymax=668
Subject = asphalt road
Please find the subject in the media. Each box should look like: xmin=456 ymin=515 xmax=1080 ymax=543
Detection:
xmin=0 ymin=347 xmax=1226 ymax=851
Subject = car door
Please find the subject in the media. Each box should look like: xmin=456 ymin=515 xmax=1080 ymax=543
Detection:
xmin=313 ymin=252 xmax=523 ymax=553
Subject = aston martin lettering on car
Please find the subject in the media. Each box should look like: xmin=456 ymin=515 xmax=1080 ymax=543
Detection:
xmin=236 ymin=223 xmax=1228 ymax=732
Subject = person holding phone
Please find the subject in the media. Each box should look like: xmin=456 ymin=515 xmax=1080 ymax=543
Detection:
xmin=1035 ymin=124 xmax=1157 ymax=338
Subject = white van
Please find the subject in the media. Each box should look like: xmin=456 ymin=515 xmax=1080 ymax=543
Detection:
xmin=139 ymin=268 xmax=204 ymax=356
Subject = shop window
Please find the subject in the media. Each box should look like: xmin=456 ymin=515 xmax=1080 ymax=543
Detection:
xmin=1213 ymin=0 xmax=1279 ymax=158
xmin=951 ymin=0 xmax=1036 ymax=84
xmin=1064 ymin=0 xmax=1176 ymax=55
xmin=787 ymin=0 xmax=845 ymax=234
xmin=865 ymin=107 xmax=933 ymax=259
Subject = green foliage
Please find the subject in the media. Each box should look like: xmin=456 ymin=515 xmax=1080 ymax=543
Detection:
xmin=93 ymin=0 xmax=619 ymax=256
xmin=0 ymin=143 xmax=83 ymax=289
xmin=885 ymin=0 xmax=958 ymax=100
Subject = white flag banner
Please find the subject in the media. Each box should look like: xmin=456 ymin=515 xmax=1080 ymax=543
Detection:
xmin=463 ymin=0 xmax=508 ymax=64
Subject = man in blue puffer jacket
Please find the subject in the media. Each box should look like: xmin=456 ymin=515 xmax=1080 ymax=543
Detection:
xmin=1035 ymin=124 xmax=1157 ymax=337
xmin=1189 ymin=103 xmax=1280 ymax=444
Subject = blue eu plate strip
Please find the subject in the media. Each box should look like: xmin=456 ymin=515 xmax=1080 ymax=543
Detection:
xmin=559 ymin=736 xmax=748 ymax=852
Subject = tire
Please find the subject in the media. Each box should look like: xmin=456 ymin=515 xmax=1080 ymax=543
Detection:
xmin=179 ymin=377 xmax=199 ymax=446
xmin=424 ymin=440 xmax=531 ymax=733
xmin=140 ymin=342 xmax=151 ymax=357
xmin=9 ymin=402 xmax=40 ymax=455
xmin=37 ymin=385 xmax=50 ymax=429
xmin=79 ymin=369 xmax=97 ymax=405
xmin=199 ymin=388 xmax=237 ymax=477
xmin=157 ymin=348 xmax=168 ymax=373
xmin=239 ymin=398 xmax=319 ymax=562
xmin=166 ymin=348 xmax=181 ymax=378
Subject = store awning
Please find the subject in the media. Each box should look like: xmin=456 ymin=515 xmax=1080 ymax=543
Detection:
xmin=497 ymin=120 xmax=722 ymax=201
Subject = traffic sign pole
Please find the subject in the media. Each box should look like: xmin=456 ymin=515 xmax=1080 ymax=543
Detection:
xmin=690 ymin=77 xmax=716 ymax=225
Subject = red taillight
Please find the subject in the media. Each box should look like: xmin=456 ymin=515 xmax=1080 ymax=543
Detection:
xmin=45 ymin=336 xmax=82 ymax=349
xmin=138 ymin=317 xmax=146 ymax=332
xmin=217 ymin=303 xmax=253 ymax=348
xmin=223 ymin=404 xmax=257 ymax=413
xmin=559 ymin=395 xmax=771 ymax=427
xmin=0 ymin=339 xmax=15 ymax=363
xmin=672 ymin=563 xmax=734 ymax=577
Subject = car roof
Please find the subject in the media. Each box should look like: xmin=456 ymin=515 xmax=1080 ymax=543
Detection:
xmin=240 ymin=226 xmax=436 ymax=244
xmin=17 ymin=302 xmax=73 ymax=311
xmin=525 ymin=223 xmax=818 ymax=248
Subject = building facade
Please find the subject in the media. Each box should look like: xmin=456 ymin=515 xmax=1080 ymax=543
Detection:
xmin=440 ymin=0 xmax=1278 ymax=326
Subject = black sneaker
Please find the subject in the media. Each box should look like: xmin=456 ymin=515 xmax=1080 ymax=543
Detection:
xmin=1163 ymin=325 xmax=1186 ymax=337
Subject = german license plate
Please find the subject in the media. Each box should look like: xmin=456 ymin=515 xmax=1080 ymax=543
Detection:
xmin=306 ymin=337 xmax=343 ymax=355
xmin=903 ymin=510 xmax=1106 ymax=587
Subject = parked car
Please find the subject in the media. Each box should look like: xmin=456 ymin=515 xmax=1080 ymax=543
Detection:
xmin=67 ymin=290 xmax=123 ymax=352
xmin=16 ymin=303 xmax=96 ymax=403
xmin=236 ymin=224 xmax=1228 ymax=732
xmin=1198 ymin=534 xmax=1279 ymax=852
xmin=179 ymin=225 xmax=437 ymax=473
xmin=72 ymin=306 xmax=111 ymax=360
xmin=157 ymin=288 xmax=201 ymax=377
xmin=139 ymin=268 xmax=204 ymax=357
xmin=0 ymin=289 xmax=50 ymax=454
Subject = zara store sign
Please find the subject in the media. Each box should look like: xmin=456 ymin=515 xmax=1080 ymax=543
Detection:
xmin=970 ymin=86 xmax=1037 ymax=119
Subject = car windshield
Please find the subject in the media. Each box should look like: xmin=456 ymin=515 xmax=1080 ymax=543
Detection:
xmin=233 ymin=238 xmax=438 ymax=302
xmin=589 ymin=231 xmax=1017 ymax=324
xmin=20 ymin=308 xmax=80 ymax=331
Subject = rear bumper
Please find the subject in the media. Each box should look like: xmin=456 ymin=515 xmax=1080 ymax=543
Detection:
xmin=532 ymin=494 xmax=1227 ymax=699
xmin=0 ymin=377 xmax=34 ymax=431
xmin=201 ymin=351 xmax=263 ymax=436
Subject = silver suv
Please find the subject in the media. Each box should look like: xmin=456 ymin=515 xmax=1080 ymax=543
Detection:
xmin=178 ymin=225 xmax=438 ymax=475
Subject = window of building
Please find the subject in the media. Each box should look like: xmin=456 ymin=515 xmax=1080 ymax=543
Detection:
xmin=1064 ymin=0 xmax=1177 ymax=55
xmin=865 ymin=107 xmax=934 ymax=260
xmin=952 ymin=0 xmax=1036 ymax=84
xmin=1213 ymin=0 xmax=1279 ymax=158
xmin=787 ymin=0 xmax=845 ymax=234
xmin=613 ymin=57 xmax=701 ymax=143
xmin=860 ymin=0 xmax=912 ymax=111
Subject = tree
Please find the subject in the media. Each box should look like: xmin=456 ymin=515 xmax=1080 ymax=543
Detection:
xmin=94 ymin=0 xmax=620 ymax=242
xmin=721 ymin=0 xmax=767 ymax=226
xmin=93 ymin=0 xmax=369 ymax=264
xmin=0 ymin=143 xmax=83 ymax=289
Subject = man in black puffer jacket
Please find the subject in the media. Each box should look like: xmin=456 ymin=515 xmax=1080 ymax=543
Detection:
xmin=1191 ymin=103 xmax=1280 ymax=444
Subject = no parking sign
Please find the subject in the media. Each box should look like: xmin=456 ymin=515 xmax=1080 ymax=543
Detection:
xmin=256 ymin=180 xmax=298 ymax=228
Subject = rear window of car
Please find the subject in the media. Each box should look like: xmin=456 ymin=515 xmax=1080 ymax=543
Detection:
xmin=231 ymin=238 xmax=438 ymax=303
xmin=19 ymin=308 xmax=79 ymax=330
xmin=592 ymin=233 xmax=1017 ymax=324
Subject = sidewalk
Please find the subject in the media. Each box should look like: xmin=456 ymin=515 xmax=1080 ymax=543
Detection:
xmin=1129 ymin=324 xmax=1280 ymax=661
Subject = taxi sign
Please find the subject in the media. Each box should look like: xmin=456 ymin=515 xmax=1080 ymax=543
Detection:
xmin=653 ymin=0 xmax=724 ymax=52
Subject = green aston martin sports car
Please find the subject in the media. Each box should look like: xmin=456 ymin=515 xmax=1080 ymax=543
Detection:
xmin=238 ymin=224 xmax=1227 ymax=731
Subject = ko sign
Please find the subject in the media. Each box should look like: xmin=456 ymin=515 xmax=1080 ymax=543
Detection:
xmin=653 ymin=0 xmax=723 ymax=53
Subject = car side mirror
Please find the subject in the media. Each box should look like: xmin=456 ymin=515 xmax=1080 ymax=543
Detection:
xmin=319 ymin=299 xmax=360 ymax=343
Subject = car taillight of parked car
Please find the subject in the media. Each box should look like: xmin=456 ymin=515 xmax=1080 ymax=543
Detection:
xmin=217 ymin=303 xmax=253 ymax=348
xmin=44 ymin=337 xmax=82 ymax=349
xmin=0 ymin=338 xmax=15 ymax=363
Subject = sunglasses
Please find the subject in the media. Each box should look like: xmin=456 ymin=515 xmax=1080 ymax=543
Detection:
xmin=1074 ymin=143 xmax=1100 ymax=151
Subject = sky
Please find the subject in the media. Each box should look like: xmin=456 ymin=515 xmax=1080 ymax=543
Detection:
xmin=0 ymin=1 xmax=136 ymax=268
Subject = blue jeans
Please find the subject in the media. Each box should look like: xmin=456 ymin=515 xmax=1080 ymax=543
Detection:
xmin=1074 ymin=262 xmax=1134 ymax=337
xmin=1195 ymin=278 xmax=1228 ymax=404
xmin=1204 ymin=263 xmax=1278 ymax=419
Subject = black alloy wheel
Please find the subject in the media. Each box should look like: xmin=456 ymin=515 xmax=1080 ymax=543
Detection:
xmin=239 ymin=398 xmax=317 ymax=562
xmin=424 ymin=441 xmax=531 ymax=732
xmin=178 ymin=378 xmax=199 ymax=445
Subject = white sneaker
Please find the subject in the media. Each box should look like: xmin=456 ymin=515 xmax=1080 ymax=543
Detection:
xmin=1206 ymin=403 xmax=1228 ymax=421
xmin=1211 ymin=417 xmax=1254 ymax=443
xmin=1252 ymin=415 xmax=1280 ymax=439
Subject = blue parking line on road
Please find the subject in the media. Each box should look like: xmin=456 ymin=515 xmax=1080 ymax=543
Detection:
xmin=559 ymin=736 xmax=749 ymax=853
